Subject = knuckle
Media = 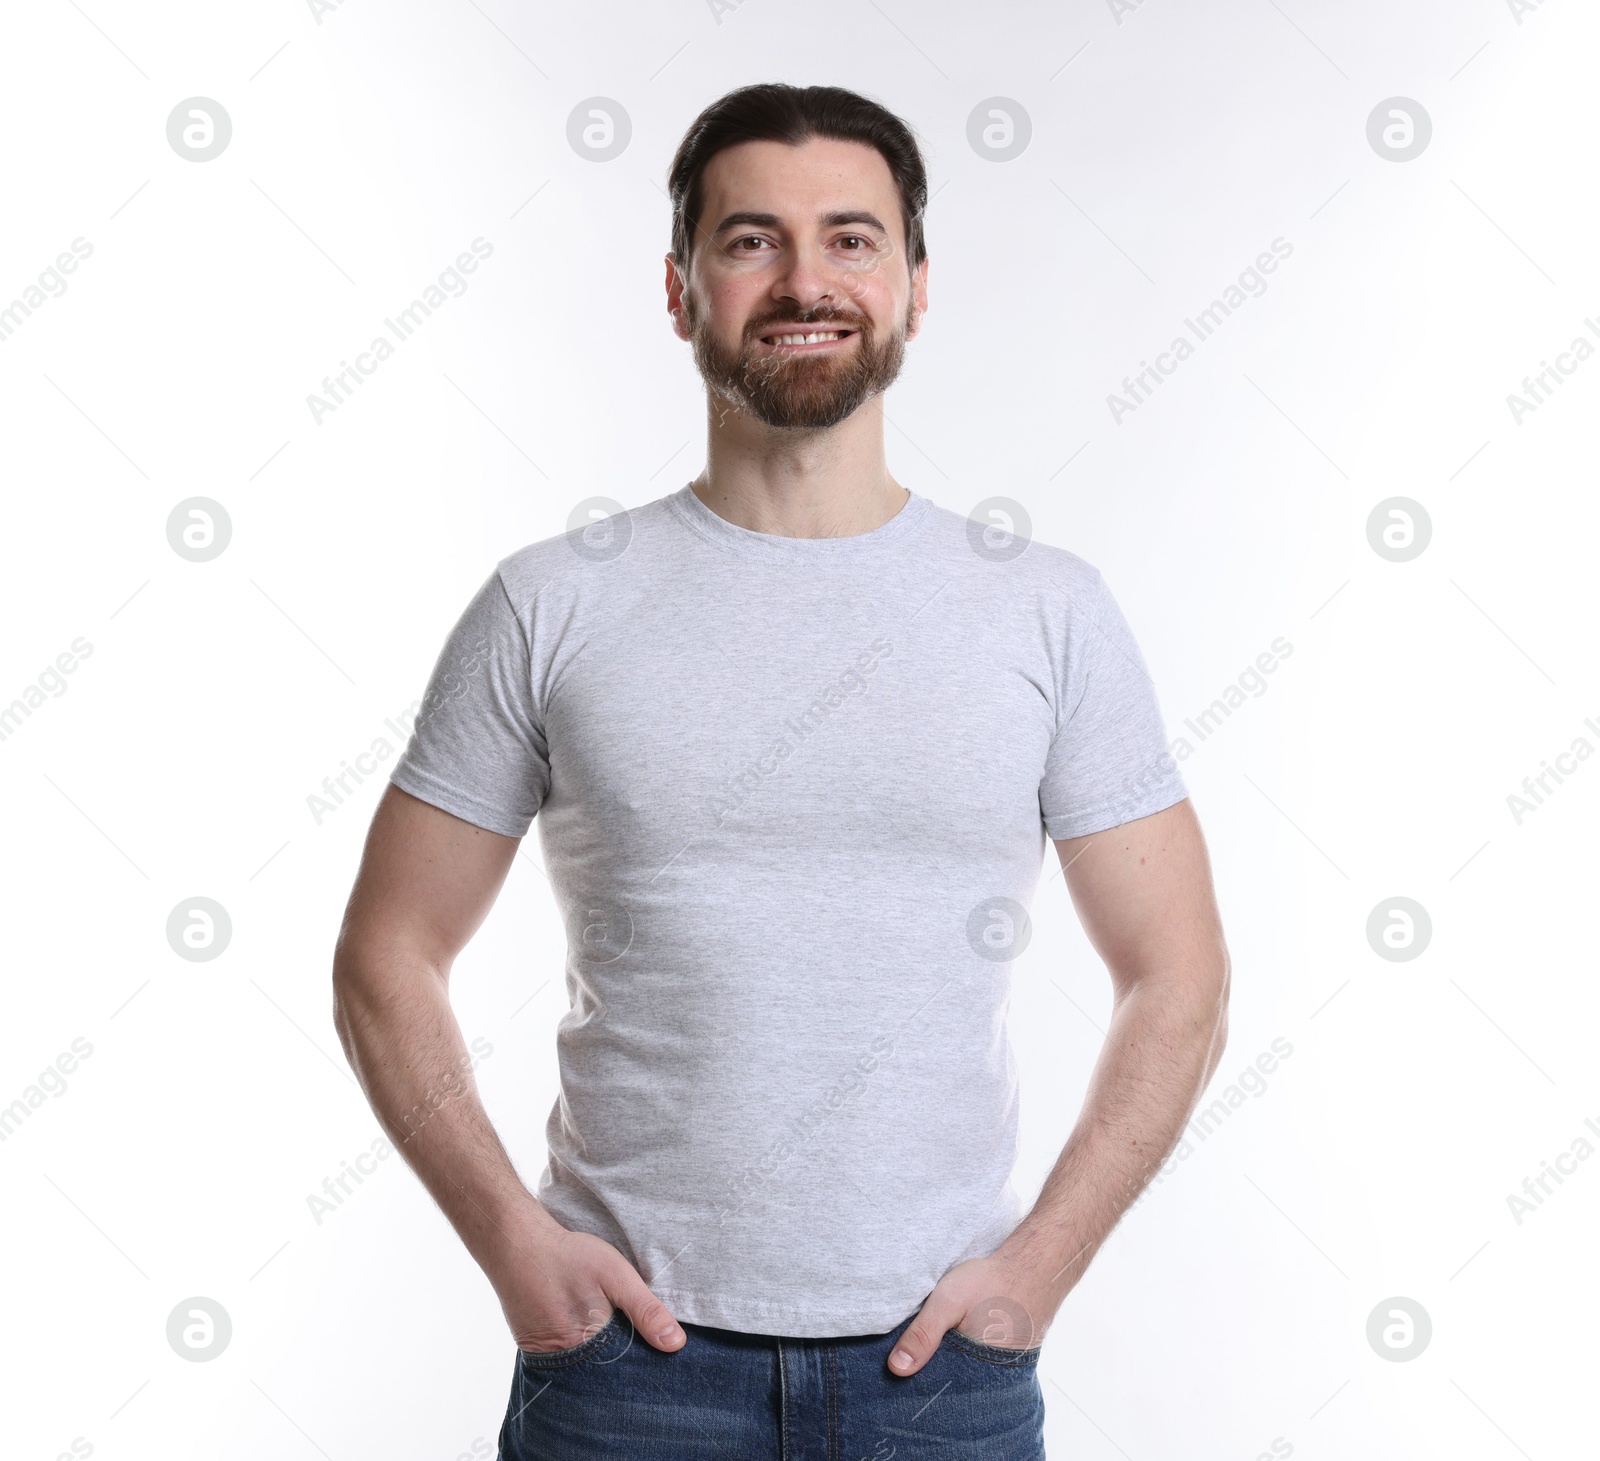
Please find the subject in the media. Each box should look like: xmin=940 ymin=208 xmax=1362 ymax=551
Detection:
xmin=634 ymin=1298 xmax=670 ymax=1332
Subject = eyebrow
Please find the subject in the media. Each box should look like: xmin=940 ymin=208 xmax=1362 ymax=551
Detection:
xmin=709 ymin=209 xmax=890 ymax=237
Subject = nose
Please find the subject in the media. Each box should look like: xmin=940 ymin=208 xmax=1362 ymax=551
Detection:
xmin=772 ymin=241 xmax=842 ymax=315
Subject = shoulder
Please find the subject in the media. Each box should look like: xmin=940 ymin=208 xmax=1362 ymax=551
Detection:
xmin=919 ymin=496 xmax=1108 ymax=611
xmin=492 ymin=495 xmax=682 ymax=613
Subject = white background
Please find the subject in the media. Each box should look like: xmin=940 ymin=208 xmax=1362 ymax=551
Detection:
xmin=2 ymin=1 xmax=1595 ymax=1458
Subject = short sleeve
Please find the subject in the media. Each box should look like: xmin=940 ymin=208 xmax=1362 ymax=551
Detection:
xmin=1038 ymin=572 xmax=1187 ymax=840
xmin=387 ymin=567 xmax=549 ymax=838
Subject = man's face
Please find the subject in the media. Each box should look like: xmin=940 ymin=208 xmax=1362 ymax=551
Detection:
xmin=668 ymin=137 xmax=928 ymax=432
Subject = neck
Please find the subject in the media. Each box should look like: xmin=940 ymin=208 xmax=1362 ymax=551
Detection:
xmin=689 ymin=394 xmax=909 ymax=538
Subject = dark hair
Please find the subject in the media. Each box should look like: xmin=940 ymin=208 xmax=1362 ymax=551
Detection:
xmin=667 ymin=83 xmax=928 ymax=275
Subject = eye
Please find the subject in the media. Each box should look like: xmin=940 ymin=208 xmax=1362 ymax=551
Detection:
xmin=837 ymin=234 xmax=870 ymax=250
xmin=731 ymin=235 xmax=772 ymax=251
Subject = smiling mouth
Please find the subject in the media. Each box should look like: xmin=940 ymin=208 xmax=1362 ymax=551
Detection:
xmin=757 ymin=327 xmax=858 ymax=348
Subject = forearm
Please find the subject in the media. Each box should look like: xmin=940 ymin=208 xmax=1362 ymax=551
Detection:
xmin=998 ymin=963 xmax=1229 ymax=1300
xmin=331 ymin=946 xmax=558 ymax=1274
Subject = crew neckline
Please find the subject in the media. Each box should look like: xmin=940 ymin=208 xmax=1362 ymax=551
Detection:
xmin=665 ymin=481 xmax=932 ymax=564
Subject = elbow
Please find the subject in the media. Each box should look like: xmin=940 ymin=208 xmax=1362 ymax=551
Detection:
xmin=1208 ymin=942 xmax=1232 ymax=1070
xmin=329 ymin=929 xmax=448 ymax=1054
xmin=329 ymin=931 xmax=375 ymax=1060
xmin=1213 ymin=941 xmax=1232 ymax=1017
xmin=329 ymin=961 xmax=358 ymax=1063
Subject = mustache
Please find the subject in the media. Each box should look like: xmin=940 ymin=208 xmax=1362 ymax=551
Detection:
xmin=745 ymin=310 xmax=868 ymax=337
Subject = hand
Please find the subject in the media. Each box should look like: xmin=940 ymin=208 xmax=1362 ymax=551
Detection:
xmin=887 ymin=1254 xmax=1058 ymax=1376
xmin=485 ymin=1219 xmax=687 ymax=1356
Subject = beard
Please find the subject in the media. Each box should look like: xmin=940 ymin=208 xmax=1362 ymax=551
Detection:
xmin=685 ymin=292 xmax=917 ymax=432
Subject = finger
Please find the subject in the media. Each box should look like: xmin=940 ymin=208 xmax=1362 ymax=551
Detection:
xmin=888 ymin=1293 xmax=965 ymax=1376
xmin=607 ymin=1275 xmax=686 ymax=1353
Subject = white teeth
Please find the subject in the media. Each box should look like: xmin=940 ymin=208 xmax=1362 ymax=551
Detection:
xmin=769 ymin=330 xmax=847 ymax=345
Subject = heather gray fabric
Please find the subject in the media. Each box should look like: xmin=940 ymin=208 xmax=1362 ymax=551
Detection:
xmin=388 ymin=483 xmax=1187 ymax=1337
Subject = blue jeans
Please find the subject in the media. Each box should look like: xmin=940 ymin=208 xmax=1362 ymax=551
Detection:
xmin=497 ymin=1308 xmax=1046 ymax=1460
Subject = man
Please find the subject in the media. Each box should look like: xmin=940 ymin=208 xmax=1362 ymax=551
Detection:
xmin=332 ymin=82 xmax=1230 ymax=1460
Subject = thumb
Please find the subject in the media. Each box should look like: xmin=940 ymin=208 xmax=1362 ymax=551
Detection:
xmin=888 ymin=1290 xmax=965 ymax=1377
xmin=607 ymin=1271 xmax=687 ymax=1354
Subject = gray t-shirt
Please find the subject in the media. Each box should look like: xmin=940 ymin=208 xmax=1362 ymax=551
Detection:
xmin=388 ymin=483 xmax=1187 ymax=1338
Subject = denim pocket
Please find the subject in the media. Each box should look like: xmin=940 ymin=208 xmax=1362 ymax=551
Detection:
xmin=516 ymin=1311 xmax=622 ymax=1367
xmin=942 ymin=1327 xmax=1043 ymax=1366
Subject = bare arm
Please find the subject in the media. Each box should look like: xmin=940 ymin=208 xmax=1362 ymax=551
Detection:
xmin=330 ymin=783 xmax=686 ymax=1353
xmin=889 ymin=796 xmax=1229 ymax=1372
xmin=1002 ymin=795 xmax=1230 ymax=1286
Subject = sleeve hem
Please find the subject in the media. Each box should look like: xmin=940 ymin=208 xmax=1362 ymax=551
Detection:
xmin=388 ymin=763 xmax=535 ymax=839
xmin=1042 ymin=779 xmax=1188 ymax=842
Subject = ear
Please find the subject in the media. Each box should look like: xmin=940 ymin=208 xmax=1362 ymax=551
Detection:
xmin=907 ymin=254 xmax=929 ymax=340
xmin=665 ymin=253 xmax=691 ymax=341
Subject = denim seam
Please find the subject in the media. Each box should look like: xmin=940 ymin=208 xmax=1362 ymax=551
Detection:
xmin=943 ymin=1329 xmax=1043 ymax=1366
xmin=777 ymin=1337 xmax=791 ymax=1459
xmin=826 ymin=1341 xmax=839 ymax=1461
xmin=515 ymin=1313 xmax=620 ymax=1369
